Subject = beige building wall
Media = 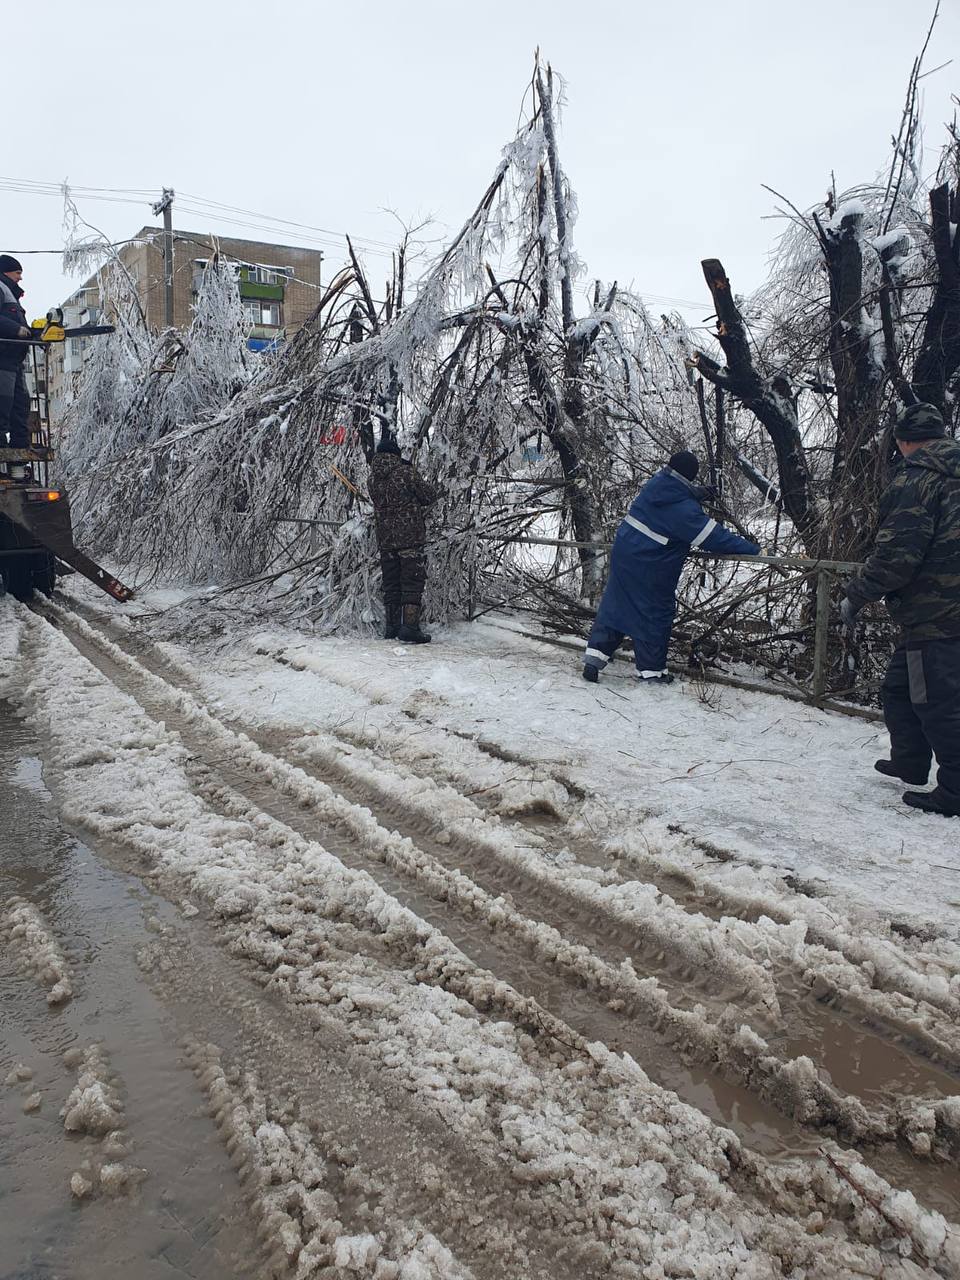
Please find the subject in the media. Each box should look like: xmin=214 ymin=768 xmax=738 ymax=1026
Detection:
xmin=48 ymin=228 xmax=324 ymax=423
xmin=130 ymin=227 xmax=323 ymax=335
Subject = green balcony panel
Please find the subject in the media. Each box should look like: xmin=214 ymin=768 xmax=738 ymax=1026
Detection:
xmin=239 ymin=281 xmax=285 ymax=300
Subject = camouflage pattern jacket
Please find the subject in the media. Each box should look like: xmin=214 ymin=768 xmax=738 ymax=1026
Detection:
xmin=847 ymin=437 xmax=960 ymax=641
xmin=368 ymin=453 xmax=438 ymax=552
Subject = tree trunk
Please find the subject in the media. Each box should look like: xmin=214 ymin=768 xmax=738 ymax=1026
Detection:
xmin=692 ymin=259 xmax=822 ymax=554
xmin=911 ymin=183 xmax=960 ymax=414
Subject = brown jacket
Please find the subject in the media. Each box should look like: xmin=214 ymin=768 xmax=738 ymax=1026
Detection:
xmin=368 ymin=453 xmax=438 ymax=552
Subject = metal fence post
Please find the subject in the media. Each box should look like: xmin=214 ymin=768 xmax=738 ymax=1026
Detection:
xmin=812 ymin=569 xmax=832 ymax=700
xmin=467 ymin=554 xmax=476 ymax=621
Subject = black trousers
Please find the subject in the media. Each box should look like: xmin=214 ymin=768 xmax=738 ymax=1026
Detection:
xmin=380 ymin=547 xmax=427 ymax=608
xmin=881 ymin=637 xmax=960 ymax=806
xmin=0 ymin=366 xmax=30 ymax=448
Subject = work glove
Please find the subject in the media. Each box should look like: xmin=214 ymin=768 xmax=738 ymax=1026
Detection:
xmin=839 ymin=597 xmax=861 ymax=630
xmin=692 ymin=484 xmax=719 ymax=503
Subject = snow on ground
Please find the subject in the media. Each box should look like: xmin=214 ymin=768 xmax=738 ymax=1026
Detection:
xmin=8 ymin=598 xmax=920 ymax=1275
xmin=7 ymin=582 xmax=960 ymax=1276
xmin=103 ymin=587 xmax=960 ymax=943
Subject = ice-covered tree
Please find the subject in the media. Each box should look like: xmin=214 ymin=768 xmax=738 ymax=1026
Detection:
xmin=689 ymin=19 xmax=959 ymax=561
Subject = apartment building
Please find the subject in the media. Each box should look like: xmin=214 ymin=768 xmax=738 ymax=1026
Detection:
xmin=47 ymin=226 xmax=324 ymax=421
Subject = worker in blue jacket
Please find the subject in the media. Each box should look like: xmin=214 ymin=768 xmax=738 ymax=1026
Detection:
xmin=583 ymin=451 xmax=760 ymax=684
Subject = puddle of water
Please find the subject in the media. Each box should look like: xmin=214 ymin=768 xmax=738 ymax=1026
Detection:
xmin=0 ymin=702 xmax=253 ymax=1280
xmin=777 ymin=1014 xmax=960 ymax=1103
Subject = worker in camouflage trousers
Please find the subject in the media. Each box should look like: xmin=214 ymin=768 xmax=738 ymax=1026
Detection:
xmin=368 ymin=434 xmax=438 ymax=644
xmin=842 ymin=403 xmax=960 ymax=818
xmin=583 ymin=451 xmax=760 ymax=684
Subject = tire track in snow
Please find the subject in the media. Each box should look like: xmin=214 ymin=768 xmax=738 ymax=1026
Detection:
xmin=37 ymin=600 xmax=960 ymax=1190
xmin=63 ymin=604 xmax=960 ymax=1082
xmin=68 ymin=603 xmax=960 ymax=1030
xmin=62 ymin=601 xmax=960 ymax=1051
xmin=135 ymin=916 xmax=562 ymax=1280
xmin=11 ymin=610 xmax=607 ymax=1278
xmin=234 ymin=634 xmax=960 ymax=1076
xmin=39 ymin=602 xmax=821 ymax=1155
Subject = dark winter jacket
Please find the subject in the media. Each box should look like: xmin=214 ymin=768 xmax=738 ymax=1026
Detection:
xmin=368 ymin=453 xmax=438 ymax=552
xmin=595 ymin=467 xmax=760 ymax=638
xmin=846 ymin=437 xmax=960 ymax=642
xmin=0 ymin=275 xmax=30 ymax=370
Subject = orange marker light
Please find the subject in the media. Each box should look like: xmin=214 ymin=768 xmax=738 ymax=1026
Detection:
xmin=45 ymin=491 xmax=61 ymax=501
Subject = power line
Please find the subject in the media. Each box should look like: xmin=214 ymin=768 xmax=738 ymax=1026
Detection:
xmin=4 ymin=173 xmax=711 ymax=315
xmin=1 ymin=240 xmax=143 ymax=254
xmin=174 ymin=203 xmax=396 ymax=260
xmin=1 ymin=174 xmax=404 ymax=258
xmin=177 ymin=190 xmax=401 ymax=252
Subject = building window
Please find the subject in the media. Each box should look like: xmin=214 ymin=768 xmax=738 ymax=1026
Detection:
xmin=242 ymin=298 xmax=283 ymax=328
xmin=241 ymin=264 xmax=293 ymax=286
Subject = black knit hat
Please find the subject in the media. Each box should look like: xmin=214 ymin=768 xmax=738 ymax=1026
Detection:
xmin=0 ymin=254 xmax=22 ymax=274
xmin=669 ymin=450 xmax=699 ymax=481
xmin=376 ymin=433 xmax=402 ymax=456
xmin=894 ymin=402 xmax=946 ymax=442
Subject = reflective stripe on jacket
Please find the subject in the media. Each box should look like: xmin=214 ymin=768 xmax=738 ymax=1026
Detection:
xmin=594 ymin=467 xmax=759 ymax=639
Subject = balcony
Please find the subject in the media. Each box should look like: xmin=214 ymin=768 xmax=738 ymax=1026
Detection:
xmin=239 ymin=281 xmax=285 ymax=301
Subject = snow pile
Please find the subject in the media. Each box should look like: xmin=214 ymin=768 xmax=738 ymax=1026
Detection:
xmin=61 ymin=1044 xmax=124 ymax=1137
xmin=1 ymin=895 xmax=73 ymax=1004
xmin=60 ymin=1043 xmax=145 ymax=1200
xmin=186 ymin=1040 xmax=473 ymax=1280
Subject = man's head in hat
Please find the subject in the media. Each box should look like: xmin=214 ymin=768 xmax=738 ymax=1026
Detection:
xmin=0 ymin=254 xmax=23 ymax=286
xmin=894 ymin=403 xmax=946 ymax=457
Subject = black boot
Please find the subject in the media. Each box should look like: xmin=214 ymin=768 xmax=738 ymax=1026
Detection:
xmin=582 ymin=664 xmax=598 ymax=683
xmin=398 ymin=604 xmax=431 ymax=644
xmin=875 ymin=758 xmax=929 ymax=786
xmin=383 ymin=604 xmax=401 ymax=640
xmin=903 ymin=787 xmax=960 ymax=817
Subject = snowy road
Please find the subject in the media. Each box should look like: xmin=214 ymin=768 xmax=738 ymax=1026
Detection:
xmin=3 ymin=586 xmax=960 ymax=1277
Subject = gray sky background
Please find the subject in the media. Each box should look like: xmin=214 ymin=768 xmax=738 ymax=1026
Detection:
xmin=5 ymin=0 xmax=958 ymax=328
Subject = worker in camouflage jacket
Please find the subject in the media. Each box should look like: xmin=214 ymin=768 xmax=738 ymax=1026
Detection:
xmin=368 ymin=434 xmax=438 ymax=644
xmin=842 ymin=403 xmax=960 ymax=818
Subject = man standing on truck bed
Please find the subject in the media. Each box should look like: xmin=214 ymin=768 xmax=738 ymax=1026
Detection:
xmin=0 ymin=255 xmax=32 ymax=474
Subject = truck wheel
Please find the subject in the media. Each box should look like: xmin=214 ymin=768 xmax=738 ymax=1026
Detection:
xmin=0 ymin=557 xmax=55 ymax=600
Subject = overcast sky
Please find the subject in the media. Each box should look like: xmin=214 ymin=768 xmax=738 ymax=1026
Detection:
xmin=5 ymin=0 xmax=958 ymax=328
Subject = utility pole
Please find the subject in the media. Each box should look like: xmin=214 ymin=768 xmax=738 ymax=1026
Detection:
xmin=151 ymin=188 xmax=175 ymax=327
